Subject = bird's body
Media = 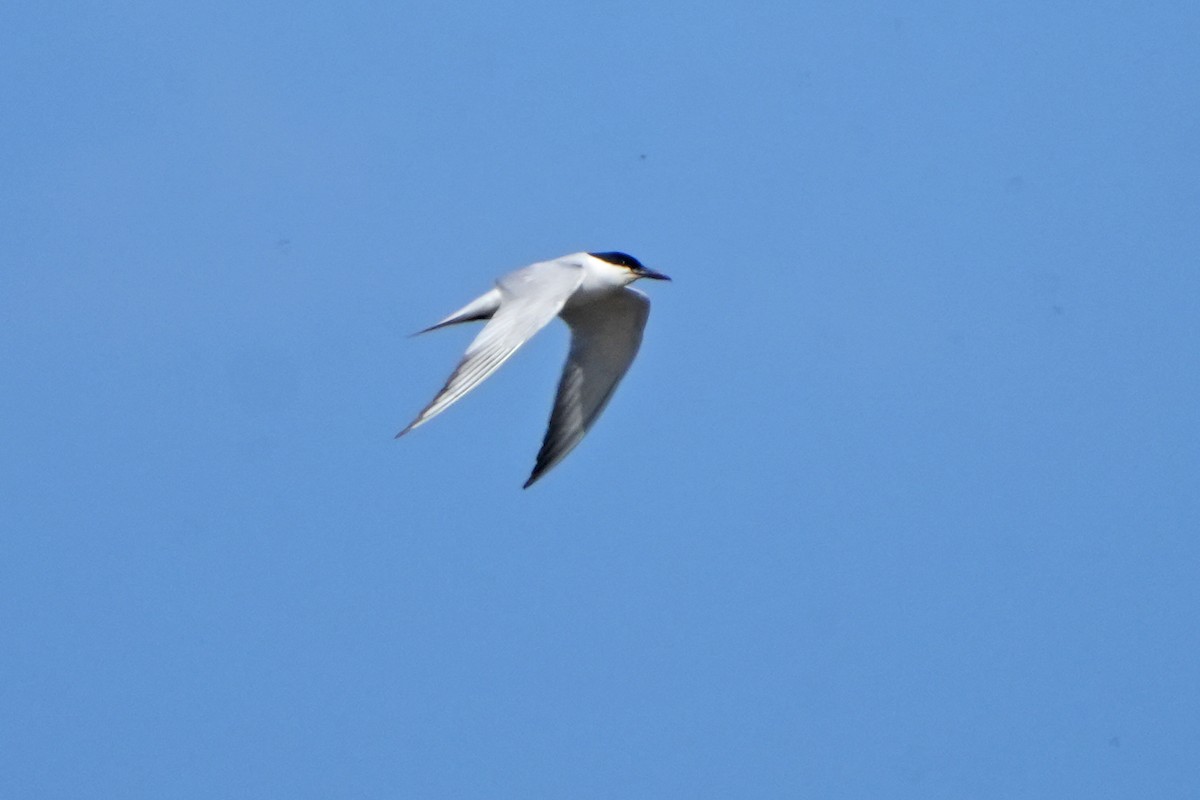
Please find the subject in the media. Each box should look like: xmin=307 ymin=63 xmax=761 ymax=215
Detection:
xmin=398 ymin=251 xmax=670 ymax=488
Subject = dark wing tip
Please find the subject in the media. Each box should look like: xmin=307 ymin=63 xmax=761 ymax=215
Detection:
xmin=409 ymin=321 xmax=446 ymax=338
xmin=522 ymin=462 xmax=547 ymax=489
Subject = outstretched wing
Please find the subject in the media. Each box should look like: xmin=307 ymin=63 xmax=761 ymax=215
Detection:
xmin=524 ymin=287 xmax=651 ymax=488
xmin=398 ymin=262 xmax=583 ymax=436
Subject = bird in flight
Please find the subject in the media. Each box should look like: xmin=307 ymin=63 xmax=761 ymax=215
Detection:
xmin=398 ymin=251 xmax=671 ymax=488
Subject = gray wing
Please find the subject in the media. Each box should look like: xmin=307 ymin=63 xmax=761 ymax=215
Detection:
xmin=398 ymin=261 xmax=583 ymax=436
xmin=524 ymin=287 xmax=651 ymax=488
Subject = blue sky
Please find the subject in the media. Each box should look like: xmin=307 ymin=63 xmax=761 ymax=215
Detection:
xmin=3 ymin=2 xmax=1199 ymax=797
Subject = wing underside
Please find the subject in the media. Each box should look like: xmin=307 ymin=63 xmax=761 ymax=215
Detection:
xmin=524 ymin=287 xmax=651 ymax=488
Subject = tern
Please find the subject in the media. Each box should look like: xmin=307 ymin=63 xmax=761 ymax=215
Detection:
xmin=398 ymin=251 xmax=670 ymax=488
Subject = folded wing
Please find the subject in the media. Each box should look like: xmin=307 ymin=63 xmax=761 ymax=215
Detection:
xmin=398 ymin=262 xmax=583 ymax=436
xmin=524 ymin=287 xmax=651 ymax=488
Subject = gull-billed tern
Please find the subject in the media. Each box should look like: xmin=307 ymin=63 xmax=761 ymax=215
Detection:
xmin=398 ymin=251 xmax=670 ymax=488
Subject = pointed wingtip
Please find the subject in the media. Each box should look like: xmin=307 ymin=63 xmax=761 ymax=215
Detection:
xmin=522 ymin=469 xmax=543 ymax=490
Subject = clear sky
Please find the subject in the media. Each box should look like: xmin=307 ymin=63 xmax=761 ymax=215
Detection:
xmin=3 ymin=2 xmax=1198 ymax=797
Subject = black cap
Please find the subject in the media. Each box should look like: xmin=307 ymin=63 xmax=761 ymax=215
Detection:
xmin=588 ymin=251 xmax=646 ymax=270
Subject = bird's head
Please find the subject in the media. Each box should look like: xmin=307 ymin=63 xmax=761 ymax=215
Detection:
xmin=586 ymin=251 xmax=672 ymax=284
